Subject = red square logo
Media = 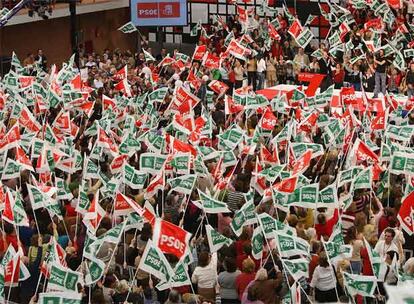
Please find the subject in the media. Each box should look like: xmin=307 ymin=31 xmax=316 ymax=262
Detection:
xmin=159 ymin=2 xmax=180 ymax=18
xmin=137 ymin=2 xmax=158 ymax=18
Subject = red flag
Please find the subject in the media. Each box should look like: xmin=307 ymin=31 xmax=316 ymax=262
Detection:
xmin=15 ymin=146 xmax=33 ymax=171
xmin=339 ymin=22 xmax=351 ymax=42
xmin=370 ymin=110 xmax=388 ymax=130
xmin=260 ymin=144 xmax=278 ymax=165
xmin=260 ymin=107 xmax=278 ymax=130
xmin=208 ymin=80 xmax=229 ymax=95
xmin=113 ymin=65 xmax=128 ymax=81
xmin=352 ymin=139 xmax=379 ymax=164
xmin=398 ymin=191 xmax=414 ymax=235
xmin=288 ymin=19 xmax=303 ymax=39
xmin=144 ymin=172 xmax=165 ymax=200
xmin=274 ymin=176 xmax=298 ymax=193
xmin=114 ymin=192 xmax=144 ymax=216
xmin=298 ymin=111 xmax=319 ymax=133
xmin=192 ymin=45 xmax=207 ymax=61
xmin=203 ymin=52 xmax=220 ymax=70
xmin=70 ymin=74 xmax=82 ymax=90
xmin=387 ymin=0 xmax=402 ymax=9
xmin=364 ymin=18 xmax=383 ymax=31
xmin=224 ymin=95 xmax=244 ymax=115
xmin=19 ymin=106 xmax=41 ymax=132
xmin=268 ymin=22 xmax=281 ymax=41
xmin=102 ymin=94 xmax=117 ymax=110
xmin=18 ymin=76 xmax=34 ymax=89
xmin=153 ymin=218 xmax=191 ymax=259
xmin=110 ymin=154 xmax=128 ymax=174
xmin=0 ymin=124 xmax=20 ymax=152
xmin=114 ymin=78 xmax=132 ymax=97
xmin=291 ymin=149 xmax=312 ymax=176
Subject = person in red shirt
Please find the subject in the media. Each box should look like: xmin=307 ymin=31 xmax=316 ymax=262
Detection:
xmin=236 ymin=243 xmax=261 ymax=271
xmin=235 ymin=258 xmax=256 ymax=300
xmin=315 ymin=209 xmax=339 ymax=240
xmin=333 ymin=63 xmax=345 ymax=89
xmin=271 ymin=41 xmax=283 ymax=60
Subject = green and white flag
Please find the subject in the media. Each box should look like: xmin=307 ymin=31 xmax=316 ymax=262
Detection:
xmin=48 ymin=264 xmax=83 ymax=292
xmin=190 ymin=20 xmax=202 ymax=36
xmin=84 ymin=158 xmax=100 ymax=179
xmin=322 ymin=240 xmax=353 ymax=263
xmin=84 ymin=255 xmax=105 ymax=286
xmin=143 ymin=49 xmax=156 ymax=62
xmin=363 ymin=238 xmax=387 ymax=281
xmin=156 ymin=261 xmax=192 ymax=290
xmin=274 ymin=232 xmax=310 ymax=258
xmin=138 ymin=239 xmax=174 ymax=282
xmin=343 ymin=273 xmax=377 ymax=297
xmin=56 ymin=177 xmax=73 ymax=201
xmin=230 ymin=208 xmax=245 ymax=237
xmin=148 ymin=87 xmax=169 ymax=103
xmin=245 ymin=94 xmax=269 ymax=110
xmin=194 ymin=155 xmax=209 ymax=177
xmin=380 ymin=142 xmax=391 ymax=161
xmin=241 ymin=191 xmax=257 ymax=225
xmin=393 ymin=50 xmax=406 ymax=71
xmin=125 ymin=212 xmax=145 ymax=231
xmin=282 ymin=258 xmax=309 ymax=281
xmin=168 ymin=174 xmax=196 ymax=195
xmin=337 ymin=166 xmax=363 ymax=187
xmin=258 ymin=164 xmax=285 ymax=183
xmin=2 ymin=158 xmax=21 ymax=180
xmin=350 ymin=166 xmax=372 ymax=192
xmin=118 ymin=21 xmax=137 ymax=33
xmin=123 ymin=164 xmax=147 ymax=190
xmin=257 ymin=212 xmax=277 ymax=238
xmin=196 ymin=190 xmax=231 ymax=213
xmin=206 ymin=224 xmax=232 ymax=252
xmin=390 ymin=152 xmax=414 ymax=176
xmin=139 ymin=152 xmax=167 ymax=175
xmin=251 ymin=226 xmax=264 ymax=260
xmin=386 ymin=125 xmax=414 ymax=142
xmin=296 ymin=28 xmax=314 ymax=48
xmin=328 ymin=222 xmax=344 ymax=245
xmin=317 ymin=184 xmax=339 ymax=208
xmin=287 ymin=183 xmax=319 ymax=209
xmin=38 ymin=292 xmax=82 ymax=304
xmin=170 ymin=153 xmax=191 ymax=174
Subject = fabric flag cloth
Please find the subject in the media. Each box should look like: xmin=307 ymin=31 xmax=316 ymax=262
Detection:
xmin=138 ymin=239 xmax=174 ymax=283
xmin=47 ymin=263 xmax=83 ymax=292
xmin=196 ymin=189 xmax=231 ymax=213
xmin=156 ymin=261 xmax=192 ymax=291
xmin=152 ymin=218 xmax=192 ymax=260
xmin=398 ymin=190 xmax=414 ymax=235
xmin=38 ymin=292 xmax=82 ymax=304
xmin=343 ymin=273 xmax=377 ymax=297
xmin=118 ymin=21 xmax=137 ymax=33
xmin=206 ymin=224 xmax=232 ymax=252
xmin=143 ymin=49 xmax=156 ymax=62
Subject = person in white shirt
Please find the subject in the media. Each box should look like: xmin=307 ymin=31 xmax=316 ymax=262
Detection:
xmin=310 ymin=252 xmax=338 ymax=303
xmin=374 ymin=228 xmax=399 ymax=260
xmin=256 ymin=55 xmax=267 ymax=90
xmin=192 ymin=251 xmax=217 ymax=302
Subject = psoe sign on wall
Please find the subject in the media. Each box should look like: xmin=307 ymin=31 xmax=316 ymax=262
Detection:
xmin=131 ymin=0 xmax=188 ymax=26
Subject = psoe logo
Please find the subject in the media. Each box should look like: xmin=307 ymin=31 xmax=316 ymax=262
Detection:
xmin=137 ymin=3 xmax=158 ymax=18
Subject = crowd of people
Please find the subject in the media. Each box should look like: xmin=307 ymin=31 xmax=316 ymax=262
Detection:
xmin=2 ymin=0 xmax=414 ymax=304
